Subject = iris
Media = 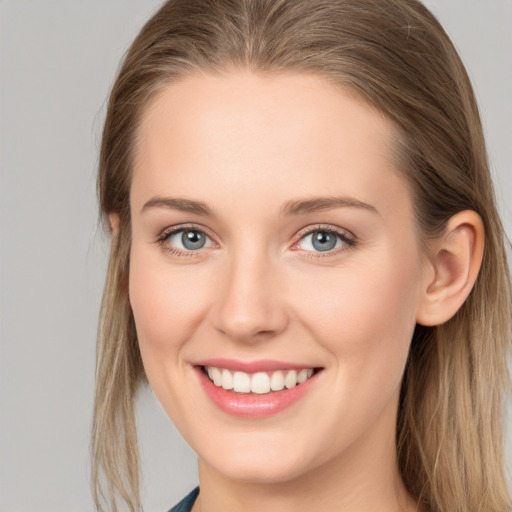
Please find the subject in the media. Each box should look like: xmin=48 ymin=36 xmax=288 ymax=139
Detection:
xmin=311 ymin=231 xmax=337 ymax=251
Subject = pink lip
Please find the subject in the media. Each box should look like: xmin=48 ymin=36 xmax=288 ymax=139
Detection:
xmin=195 ymin=358 xmax=314 ymax=373
xmin=194 ymin=364 xmax=322 ymax=419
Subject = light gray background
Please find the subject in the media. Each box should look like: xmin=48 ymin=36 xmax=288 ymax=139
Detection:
xmin=0 ymin=1 xmax=511 ymax=511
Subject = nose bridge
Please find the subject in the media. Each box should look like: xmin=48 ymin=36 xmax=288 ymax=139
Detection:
xmin=212 ymin=240 xmax=288 ymax=342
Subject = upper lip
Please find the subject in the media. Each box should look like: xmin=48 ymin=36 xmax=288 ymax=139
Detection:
xmin=194 ymin=358 xmax=320 ymax=373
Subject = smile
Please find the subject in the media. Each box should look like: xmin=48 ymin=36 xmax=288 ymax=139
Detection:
xmin=204 ymin=366 xmax=315 ymax=394
xmin=195 ymin=362 xmax=323 ymax=418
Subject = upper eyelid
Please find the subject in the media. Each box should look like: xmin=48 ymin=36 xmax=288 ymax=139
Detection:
xmin=294 ymin=224 xmax=355 ymax=241
xmin=158 ymin=223 xmax=216 ymax=241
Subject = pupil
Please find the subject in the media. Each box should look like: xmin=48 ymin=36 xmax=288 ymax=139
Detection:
xmin=182 ymin=230 xmax=205 ymax=250
xmin=312 ymin=231 xmax=336 ymax=252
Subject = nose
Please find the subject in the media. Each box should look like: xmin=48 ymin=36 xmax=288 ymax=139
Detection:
xmin=211 ymin=246 xmax=289 ymax=344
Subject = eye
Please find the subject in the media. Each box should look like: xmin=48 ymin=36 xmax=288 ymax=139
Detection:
xmin=158 ymin=227 xmax=214 ymax=255
xmin=295 ymin=227 xmax=356 ymax=254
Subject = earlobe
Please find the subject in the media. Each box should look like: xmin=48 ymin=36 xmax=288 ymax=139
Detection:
xmin=416 ymin=210 xmax=485 ymax=327
xmin=109 ymin=213 xmax=120 ymax=235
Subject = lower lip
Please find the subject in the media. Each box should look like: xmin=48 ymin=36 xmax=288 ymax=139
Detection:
xmin=195 ymin=366 xmax=321 ymax=418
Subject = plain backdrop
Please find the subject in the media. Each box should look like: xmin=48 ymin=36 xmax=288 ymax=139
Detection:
xmin=0 ymin=1 xmax=511 ymax=511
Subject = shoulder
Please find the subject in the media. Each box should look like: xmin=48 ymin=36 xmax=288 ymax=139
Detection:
xmin=167 ymin=487 xmax=200 ymax=512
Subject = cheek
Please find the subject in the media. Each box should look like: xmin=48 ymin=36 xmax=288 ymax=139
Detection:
xmin=128 ymin=246 xmax=209 ymax=359
xmin=290 ymin=247 xmax=421 ymax=383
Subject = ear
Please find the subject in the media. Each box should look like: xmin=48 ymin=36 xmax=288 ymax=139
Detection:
xmin=416 ymin=210 xmax=485 ymax=326
xmin=109 ymin=213 xmax=120 ymax=235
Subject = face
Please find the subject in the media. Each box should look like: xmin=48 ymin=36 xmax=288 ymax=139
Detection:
xmin=129 ymin=71 xmax=428 ymax=485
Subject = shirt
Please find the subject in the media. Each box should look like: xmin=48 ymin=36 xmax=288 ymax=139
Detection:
xmin=168 ymin=487 xmax=200 ymax=512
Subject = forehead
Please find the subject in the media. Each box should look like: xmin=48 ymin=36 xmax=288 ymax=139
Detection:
xmin=131 ymin=70 xmax=411 ymax=222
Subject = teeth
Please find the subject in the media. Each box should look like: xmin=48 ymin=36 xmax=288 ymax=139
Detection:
xmin=205 ymin=366 xmax=316 ymax=394
xmin=297 ymin=369 xmax=308 ymax=383
xmin=233 ymin=371 xmax=251 ymax=393
xmin=251 ymin=372 xmax=270 ymax=394
xmin=270 ymin=371 xmax=284 ymax=391
xmin=209 ymin=367 xmax=222 ymax=386
xmin=221 ymin=369 xmax=233 ymax=390
xmin=285 ymin=369 xmax=297 ymax=389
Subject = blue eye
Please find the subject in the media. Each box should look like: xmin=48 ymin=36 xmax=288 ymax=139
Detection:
xmin=162 ymin=228 xmax=213 ymax=252
xmin=157 ymin=225 xmax=355 ymax=258
xmin=297 ymin=229 xmax=354 ymax=253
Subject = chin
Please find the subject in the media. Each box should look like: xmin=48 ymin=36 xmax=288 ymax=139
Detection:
xmin=198 ymin=435 xmax=317 ymax=484
xmin=213 ymin=457 xmax=307 ymax=484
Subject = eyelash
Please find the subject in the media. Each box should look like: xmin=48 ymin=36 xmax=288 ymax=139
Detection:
xmin=156 ymin=223 xmax=357 ymax=259
xmin=294 ymin=224 xmax=356 ymax=260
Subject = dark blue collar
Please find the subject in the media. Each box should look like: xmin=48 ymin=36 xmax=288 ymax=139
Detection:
xmin=168 ymin=487 xmax=200 ymax=512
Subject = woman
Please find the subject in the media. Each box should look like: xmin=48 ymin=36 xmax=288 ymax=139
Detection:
xmin=91 ymin=1 xmax=512 ymax=511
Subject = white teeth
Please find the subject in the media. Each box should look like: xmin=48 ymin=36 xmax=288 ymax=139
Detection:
xmin=205 ymin=366 xmax=316 ymax=394
xmin=233 ymin=371 xmax=251 ymax=393
xmin=251 ymin=372 xmax=271 ymax=394
xmin=210 ymin=367 xmax=222 ymax=386
xmin=297 ymin=369 xmax=309 ymax=383
xmin=270 ymin=370 xmax=285 ymax=391
xmin=285 ymin=369 xmax=297 ymax=389
xmin=221 ymin=369 xmax=233 ymax=390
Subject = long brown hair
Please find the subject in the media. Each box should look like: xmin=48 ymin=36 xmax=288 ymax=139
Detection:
xmin=92 ymin=1 xmax=512 ymax=510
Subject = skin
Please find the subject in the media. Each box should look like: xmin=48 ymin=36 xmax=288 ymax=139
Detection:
xmin=125 ymin=70 xmax=483 ymax=512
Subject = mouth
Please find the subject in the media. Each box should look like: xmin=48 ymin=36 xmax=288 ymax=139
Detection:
xmin=194 ymin=362 xmax=323 ymax=418
xmin=201 ymin=365 xmax=318 ymax=395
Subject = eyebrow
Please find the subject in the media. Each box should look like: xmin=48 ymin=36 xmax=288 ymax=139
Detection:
xmin=141 ymin=195 xmax=379 ymax=217
xmin=141 ymin=197 xmax=212 ymax=215
xmin=279 ymin=196 xmax=379 ymax=217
